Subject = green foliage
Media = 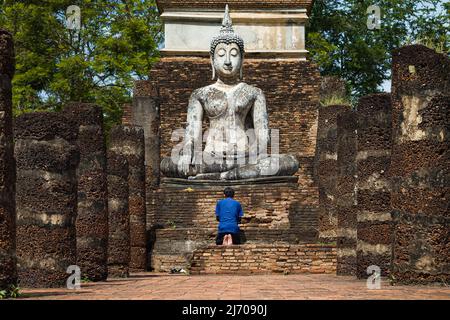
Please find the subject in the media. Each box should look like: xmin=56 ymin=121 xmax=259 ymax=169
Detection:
xmin=0 ymin=285 xmax=21 ymax=299
xmin=0 ymin=0 xmax=162 ymax=131
xmin=308 ymin=0 xmax=449 ymax=99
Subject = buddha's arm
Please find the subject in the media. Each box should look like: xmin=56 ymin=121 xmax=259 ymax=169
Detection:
xmin=252 ymin=89 xmax=270 ymax=157
xmin=183 ymin=93 xmax=204 ymax=162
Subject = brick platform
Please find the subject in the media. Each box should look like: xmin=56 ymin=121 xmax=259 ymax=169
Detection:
xmin=149 ymin=182 xmax=321 ymax=272
xmin=190 ymin=244 xmax=336 ymax=275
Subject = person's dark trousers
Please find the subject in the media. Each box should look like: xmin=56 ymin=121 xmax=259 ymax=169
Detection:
xmin=216 ymin=232 xmax=241 ymax=245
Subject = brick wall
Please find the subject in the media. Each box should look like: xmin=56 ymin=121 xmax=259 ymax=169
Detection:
xmin=122 ymin=103 xmax=133 ymax=126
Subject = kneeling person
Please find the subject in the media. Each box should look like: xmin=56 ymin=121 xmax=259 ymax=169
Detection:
xmin=215 ymin=187 xmax=243 ymax=245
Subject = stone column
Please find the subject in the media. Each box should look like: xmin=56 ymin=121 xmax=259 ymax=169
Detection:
xmin=0 ymin=29 xmax=16 ymax=291
xmin=315 ymin=105 xmax=348 ymax=242
xmin=107 ymin=129 xmax=130 ymax=278
xmin=110 ymin=125 xmax=146 ymax=271
xmin=132 ymin=80 xmax=160 ymax=190
xmin=355 ymin=94 xmax=393 ymax=278
xmin=336 ymin=110 xmax=358 ymax=275
xmin=64 ymin=103 xmax=108 ymax=281
xmin=131 ymin=81 xmax=160 ymax=243
xmin=390 ymin=45 xmax=450 ymax=284
xmin=15 ymin=113 xmax=79 ymax=287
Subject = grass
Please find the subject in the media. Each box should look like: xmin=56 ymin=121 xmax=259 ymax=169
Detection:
xmin=404 ymin=37 xmax=449 ymax=54
xmin=0 ymin=285 xmax=21 ymax=299
xmin=320 ymin=95 xmax=352 ymax=107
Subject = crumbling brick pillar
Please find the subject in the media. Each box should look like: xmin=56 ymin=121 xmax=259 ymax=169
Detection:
xmin=110 ymin=125 xmax=146 ymax=271
xmin=355 ymin=94 xmax=393 ymax=278
xmin=390 ymin=45 xmax=450 ymax=284
xmin=131 ymin=81 xmax=160 ymax=242
xmin=107 ymin=127 xmax=130 ymax=277
xmin=0 ymin=29 xmax=16 ymax=291
xmin=336 ymin=110 xmax=358 ymax=275
xmin=14 ymin=113 xmax=79 ymax=287
xmin=64 ymin=103 xmax=108 ymax=281
xmin=315 ymin=105 xmax=348 ymax=242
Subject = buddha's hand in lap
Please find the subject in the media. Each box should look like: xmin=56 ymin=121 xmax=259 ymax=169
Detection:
xmin=178 ymin=154 xmax=192 ymax=176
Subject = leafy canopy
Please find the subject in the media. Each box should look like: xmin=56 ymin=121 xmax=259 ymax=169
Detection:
xmin=0 ymin=0 xmax=162 ymax=130
xmin=308 ymin=0 xmax=449 ymax=99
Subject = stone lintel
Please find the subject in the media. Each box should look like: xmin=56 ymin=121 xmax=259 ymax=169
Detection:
xmin=161 ymin=8 xmax=309 ymax=59
xmin=161 ymin=10 xmax=308 ymax=23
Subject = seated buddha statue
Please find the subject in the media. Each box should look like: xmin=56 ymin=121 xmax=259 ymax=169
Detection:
xmin=160 ymin=5 xmax=299 ymax=180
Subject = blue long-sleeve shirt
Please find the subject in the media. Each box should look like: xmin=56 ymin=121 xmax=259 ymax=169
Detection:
xmin=215 ymin=198 xmax=244 ymax=234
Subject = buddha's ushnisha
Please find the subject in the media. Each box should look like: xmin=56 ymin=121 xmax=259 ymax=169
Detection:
xmin=161 ymin=5 xmax=299 ymax=180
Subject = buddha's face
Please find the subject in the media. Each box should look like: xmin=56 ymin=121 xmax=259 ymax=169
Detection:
xmin=212 ymin=43 xmax=242 ymax=80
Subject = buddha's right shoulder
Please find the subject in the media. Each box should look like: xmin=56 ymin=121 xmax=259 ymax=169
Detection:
xmin=190 ymin=85 xmax=215 ymax=102
xmin=192 ymin=85 xmax=214 ymax=96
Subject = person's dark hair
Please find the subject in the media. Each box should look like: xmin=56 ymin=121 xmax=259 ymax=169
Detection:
xmin=224 ymin=187 xmax=235 ymax=198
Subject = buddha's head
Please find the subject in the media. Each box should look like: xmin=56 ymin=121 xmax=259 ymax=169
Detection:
xmin=210 ymin=5 xmax=245 ymax=81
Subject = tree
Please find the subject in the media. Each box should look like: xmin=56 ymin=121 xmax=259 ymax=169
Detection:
xmin=308 ymin=0 xmax=449 ymax=99
xmin=0 ymin=0 xmax=162 ymax=130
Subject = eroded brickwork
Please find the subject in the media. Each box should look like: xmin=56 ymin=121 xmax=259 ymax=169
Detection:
xmin=336 ymin=110 xmax=358 ymax=276
xmin=355 ymin=94 xmax=393 ymax=278
xmin=390 ymin=45 xmax=450 ymax=284
xmin=15 ymin=113 xmax=79 ymax=287
xmin=107 ymin=128 xmax=130 ymax=278
xmin=64 ymin=103 xmax=108 ymax=282
xmin=0 ymin=29 xmax=16 ymax=291
xmin=110 ymin=126 xmax=147 ymax=271
xmin=315 ymin=105 xmax=348 ymax=242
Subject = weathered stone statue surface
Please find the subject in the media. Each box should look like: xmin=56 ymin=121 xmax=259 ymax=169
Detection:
xmin=161 ymin=5 xmax=299 ymax=180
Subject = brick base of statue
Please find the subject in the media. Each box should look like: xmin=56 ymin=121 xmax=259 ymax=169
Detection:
xmin=147 ymin=178 xmax=334 ymax=273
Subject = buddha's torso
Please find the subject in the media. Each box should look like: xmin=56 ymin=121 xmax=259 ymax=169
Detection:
xmin=193 ymin=82 xmax=261 ymax=157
